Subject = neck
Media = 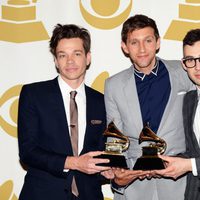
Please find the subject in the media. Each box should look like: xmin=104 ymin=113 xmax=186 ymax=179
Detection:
xmin=134 ymin=58 xmax=157 ymax=75
xmin=60 ymin=76 xmax=84 ymax=89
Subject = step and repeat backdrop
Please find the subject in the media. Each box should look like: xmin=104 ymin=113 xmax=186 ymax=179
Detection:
xmin=0 ymin=0 xmax=199 ymax=199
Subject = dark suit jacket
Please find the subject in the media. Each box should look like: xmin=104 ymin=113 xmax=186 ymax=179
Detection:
xmin=18 ymin=78 xmax=106 ymax=200
xmin=183 ymin=90 xmax=200 ymax=200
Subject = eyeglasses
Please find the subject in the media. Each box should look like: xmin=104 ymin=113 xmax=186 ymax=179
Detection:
xmin=182 ymin=56 xmax=200 ymax=68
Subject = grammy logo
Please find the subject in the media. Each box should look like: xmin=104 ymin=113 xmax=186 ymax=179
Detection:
xmin=94 ymin=121 xmax=129 ymax=168
xmin=0 ymin=0 xmax=49 ymax=43
xmin=133 ymin=125 xmax=167 ymax=170
xmin=164 ymin=0 xmax=200 ymax=41
xmin=79 ymin=0 xmax=132 ymax=29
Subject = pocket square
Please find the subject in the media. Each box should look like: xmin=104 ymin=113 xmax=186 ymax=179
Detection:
xmin=91 ymin=120 xmax=102 ymax=125
xmin=177 ymin=91 xmax=187 ymax=95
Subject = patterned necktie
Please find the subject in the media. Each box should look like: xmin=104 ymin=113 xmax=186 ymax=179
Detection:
xmin=70 ymin=91 xmax=79 ymax=197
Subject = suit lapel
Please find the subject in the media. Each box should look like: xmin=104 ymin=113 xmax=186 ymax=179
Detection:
xmin=81 ymin=85 xmax=106 ymax=155
xmin=158 ymin=64 xmax=179 ymax=132
xmin=187 ymin=91 xmax=199 ymax=151
xmin=123 ymin=67 xmax=143 ymax=133
xmin=49 ymin=78 xmax=73 ymax=155
xmin=81 ymin=85 xmax=95 ymax=153
xmin=157 ymin=61 xmax=183 ymax=133
xmin=189 ymin=91 xmax=198 ymax=125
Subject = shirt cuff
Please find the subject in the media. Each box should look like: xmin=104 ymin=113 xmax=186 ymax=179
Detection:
xmin=191 ymin=158 xmax=198 ymax=176
xmin=111 ymin=180 xmax=126 ymax=194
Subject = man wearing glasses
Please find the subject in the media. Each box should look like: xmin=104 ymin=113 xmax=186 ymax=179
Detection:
xmin=154 ymin=29 xmax=200 ymax=200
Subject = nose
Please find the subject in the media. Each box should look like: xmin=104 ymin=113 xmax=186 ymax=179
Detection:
xmin=67 ymin=55 xmax=74 ymax=64
xmin=139 ymin=42 xmax=145 ymax=52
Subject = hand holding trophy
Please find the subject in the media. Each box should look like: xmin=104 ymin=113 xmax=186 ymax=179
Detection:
xmin=133 ymin=125 xmax=167 ymax=170
xmin=95 ymin=121 xmax=129 ymax=168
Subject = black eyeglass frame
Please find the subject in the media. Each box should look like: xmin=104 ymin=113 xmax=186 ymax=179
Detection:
xmin=182 ymin=56 xmax=200 ymax=68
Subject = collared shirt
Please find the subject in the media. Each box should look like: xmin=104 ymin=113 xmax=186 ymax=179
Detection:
xmin=58 ymin=76 xmax=86 ymax=155
xmin=191 ymin=87 xmax=200 ymax=176
xmin=193 ymin=87 xmax=200 ymax=145
xmin=134 ymin=60 xmax=159 ymax=81
xmin=134 ymin=59 xmax=171 ymax=133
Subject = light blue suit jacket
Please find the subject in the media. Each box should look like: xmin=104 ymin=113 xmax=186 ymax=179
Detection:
xmin=104 ymin=58 xmax=193 ymax=200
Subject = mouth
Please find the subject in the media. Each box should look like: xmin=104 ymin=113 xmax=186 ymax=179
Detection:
xmin=137 ymin=54 xmax=149 ymax=60
xmin=195 ymin=74 xmax=200 ymax=78
xmin=138 ymin=54 xmax=148 ymax=57
xmin=65 ymin=67 xmax=78 ymax=72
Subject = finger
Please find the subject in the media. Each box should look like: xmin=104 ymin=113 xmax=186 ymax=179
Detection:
xmin=100 ymin=166 xmax=112 ymax=171
xmin=158 ymin=155 xmax=171 ymax=163
xmin=101 ymin=171 xmax=115 ymax=179
xmin=94 ymin=165 xmax=111 ymax=172
xmin=93 ymin=158 xmax=110 ymax=164
xmin=139 ymin=176 xmax=145 ymax=180
xmin=89 ymin=151 xmax=104 ymax=156
xmin=102 ymin=170 xmax=114 ymax=176
xmin=154 ymin=175 xmax=161 ymax=178
xmin=128 ymin=170 xmax=144 ymax=175
xmin=113 ymin=168 xmax=125 ymax=174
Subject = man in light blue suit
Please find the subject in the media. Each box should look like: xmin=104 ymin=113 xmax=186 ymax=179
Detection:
xmin=104 ymin=14 xmax=193 ymax=200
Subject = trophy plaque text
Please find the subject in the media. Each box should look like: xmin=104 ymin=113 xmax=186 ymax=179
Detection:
xmin=94 ymin=121 xmax=129 ymax=168
xmin=133 ymin=125 xmax=167 ymax=170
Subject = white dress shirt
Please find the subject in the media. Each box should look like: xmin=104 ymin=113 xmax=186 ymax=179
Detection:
xmin=191 ymin=87 xmax=200 ymax=176
xmin=58 ymin=76 xmax=86 ymax=155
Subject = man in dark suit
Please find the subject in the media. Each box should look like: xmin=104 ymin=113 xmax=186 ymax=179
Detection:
xmin=18 ymin=24 xmax=110 ymax=200
xmin=154 ymin=29 xmax=200 ymax=200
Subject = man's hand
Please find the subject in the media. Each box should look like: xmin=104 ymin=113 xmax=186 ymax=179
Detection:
xmin=152 ymin=155 xmax=192 ymax=179
xmin=113 ymin=168 xmax=150 ymax=186
xmin=101 ymin=169 xmax=115 ymax=179
xmin=65 ymin=151 xmax=111 ymax=174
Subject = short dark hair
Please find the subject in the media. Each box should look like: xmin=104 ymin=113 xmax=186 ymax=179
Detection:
xmin=183 ymin=29 xmax=200 ymax=47
xmin=49 ymin=24 xmax=91 ymax=57
xmin=121 ymin=14 xmax=160 ymax=43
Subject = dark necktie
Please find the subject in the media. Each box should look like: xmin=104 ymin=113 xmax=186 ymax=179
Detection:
xmin=70 ymin=91 xmax=79 ymax=197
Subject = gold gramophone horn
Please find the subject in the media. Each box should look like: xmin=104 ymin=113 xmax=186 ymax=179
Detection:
xmin=139 ymin=125 xmax=167 ymax=154
xmin=104 ymin=121 xmax=130 ymax=151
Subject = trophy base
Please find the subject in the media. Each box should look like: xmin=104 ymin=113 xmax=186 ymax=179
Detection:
xmin=0 ymin=21 xmax=49 ymax=43
xmin=133 ymin=156 xmax=165 ymax=170
xmin=94 ymin=153 xmax=128 ymax=168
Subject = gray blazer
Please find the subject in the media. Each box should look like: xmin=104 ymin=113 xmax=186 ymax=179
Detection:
xmin=183 ymin=90 xmax=200 ymax=200
xmin=104 ymin=58 xmax=193 ymax=200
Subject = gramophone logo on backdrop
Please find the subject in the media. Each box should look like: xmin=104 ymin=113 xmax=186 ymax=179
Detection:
xmin=0 ymin=180 xmax=18 ymax=200
xmin=79 ymin=0 xmax=132 ymax=29
xmin=164 ymin=0 xmax=200 ymax=41
xmin=0 ymin=0 xmax=49 ymax=43
xmin=0 ymin=85 xmax=23 ymax=138
xmin=0 ymin=71 xmax=109 ymax=139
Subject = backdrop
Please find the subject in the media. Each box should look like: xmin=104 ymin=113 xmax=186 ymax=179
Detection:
xmin=0 ymin=0 xmax=200 ymax=199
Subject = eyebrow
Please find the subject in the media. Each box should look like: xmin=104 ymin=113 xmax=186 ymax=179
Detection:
xmin=57 ymin=51 xmax=65 ymax=54
xmin=56 ymin=50 xmax=84 ymax=54
xmin=129 ymin=35 xmax=155 ymax=41
xmin=183 ymin=56 xmax=200 ymax=59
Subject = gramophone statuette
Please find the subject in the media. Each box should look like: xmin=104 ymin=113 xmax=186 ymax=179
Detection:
xmin=94 ymin=121 xmax=129 ymax=168
xmin=133 ymin=125 xmax=167 ymax=170
xmin=104 ymin=122 xmax=129 ymax=154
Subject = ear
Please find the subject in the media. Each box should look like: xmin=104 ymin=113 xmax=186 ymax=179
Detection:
xmin=156 ymin=37 xmax=161 ymax=51
xmin=54 ymin=56 xmax=59 ymax=68
xmin=121 ymin=41 xmax=129 ymax=55
xmin=86 ymin=52 xmax=91 ymax=66
xmin=181 ymin=59 xmax=187 ymax=71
